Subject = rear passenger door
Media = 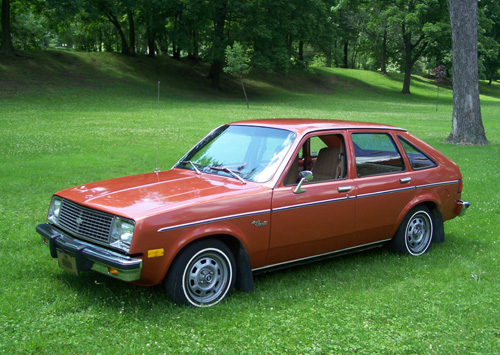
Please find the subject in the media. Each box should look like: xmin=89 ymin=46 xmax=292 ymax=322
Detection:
xmin=349 ymin=131 xmax=415 ymax=246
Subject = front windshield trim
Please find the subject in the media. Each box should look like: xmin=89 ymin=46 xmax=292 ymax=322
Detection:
xmin=175 ymin=124 xmax=296 ymax=183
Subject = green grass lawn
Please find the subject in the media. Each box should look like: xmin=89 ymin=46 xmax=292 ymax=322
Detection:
xmin=1 ymin=51 xmax=499 ymax=354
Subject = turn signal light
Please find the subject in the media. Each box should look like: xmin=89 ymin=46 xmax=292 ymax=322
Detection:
xmin=148 ymin=249 xmax=164 ymax=258
xmin=108 ymin=267 xmax=119 ymax=276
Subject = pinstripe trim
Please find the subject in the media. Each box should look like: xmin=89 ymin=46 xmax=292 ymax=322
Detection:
xmin=357 ymin=186 xmax=415 ymax=198
xmin=273 ymin=195 xmax=353 ymax=212
xmin=416 ymin=180 xmax=459 ymax=189
xmin=157 ymin=180 xmax=459 ymax=233
xmin=157 ymin=209 xmax=270 ymax=233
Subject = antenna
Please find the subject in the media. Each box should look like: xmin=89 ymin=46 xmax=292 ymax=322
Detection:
xmin=155 ymin=81 xmax=160 ymax=173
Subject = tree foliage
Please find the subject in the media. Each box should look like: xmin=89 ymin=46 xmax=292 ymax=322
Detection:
xmin=478 ymin=0 xmax=500 ymax=85
xmin=1 ymin=0 xmax=499 ymax=94
xmin=224 ymin=41 xmax=251 ymax=107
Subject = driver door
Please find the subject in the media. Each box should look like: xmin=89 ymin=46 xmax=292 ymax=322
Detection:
xmin=267 ymin=132 xmax=356 ymax=266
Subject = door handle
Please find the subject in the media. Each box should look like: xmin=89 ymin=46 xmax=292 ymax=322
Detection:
xmin=338 ymin=186 xmax=352 ymax=192
xmin=400 ymin=177 xmax=412 ymax=183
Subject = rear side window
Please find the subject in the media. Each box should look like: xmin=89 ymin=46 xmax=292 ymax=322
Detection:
xmin=398 ymin=137 xmax=437 ymax=170
xmin=352 ymin=133 xmax=405 ymax=177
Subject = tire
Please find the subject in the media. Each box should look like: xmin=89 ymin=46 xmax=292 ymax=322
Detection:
xmin=391 ymin=206 xmax=434 ymax=256
xmin=164 ymin=239 xmax=236 ymax=307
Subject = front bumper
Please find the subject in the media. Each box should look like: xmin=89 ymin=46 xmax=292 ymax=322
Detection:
xmin=37 ymin=223 xmax=142 ymax=282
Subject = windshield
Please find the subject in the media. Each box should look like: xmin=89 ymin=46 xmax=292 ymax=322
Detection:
xmin=175 ymin=125 xmax=296 ymax=183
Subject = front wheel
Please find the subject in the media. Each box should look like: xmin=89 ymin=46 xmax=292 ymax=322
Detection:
xmin=164 ymin=239 xmax=236 ymax=307
xmin=391 ymin=206 xmax=434 ymax=256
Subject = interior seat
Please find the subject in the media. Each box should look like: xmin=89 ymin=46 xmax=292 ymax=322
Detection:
xmin=284 ymin=155 xmax=300 ymax=185
xmin=312 ymin=147 xmax=340 ymax=182
xmin=336 ymin=144 xmax=345 ymax=179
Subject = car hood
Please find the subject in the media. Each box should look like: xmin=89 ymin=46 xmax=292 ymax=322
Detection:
xmin=56 ymin=168 xmax=265 ymax=219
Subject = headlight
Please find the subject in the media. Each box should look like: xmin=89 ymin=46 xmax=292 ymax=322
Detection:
xmin=110 ymin=217 xmax=135 ymax=252
xmin=47 ymin=196 xmax=63 ymax=224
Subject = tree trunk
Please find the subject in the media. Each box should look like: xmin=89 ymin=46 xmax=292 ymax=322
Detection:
xmin=401 ymin=26 xmax=427 ymax=94
xmin=148 ymin=38 xmax=155 ymax=58
xmin=298 ymin=40 xmax=304 ymax=62
xmin=380 ymin=29 xmax=387 ymax=75
xmin=172 ymin=45 xmax=181 ymax=60
xmin=146 ymin=22 xmax=155 ymax=58
xmin=209 ymin=59 xmax=224 ymax=89
xmin=240 ymin=77 xmax=249 ymax=109
xmin=0 ymin=0 xmax=15 ymax=56
xmin=106 ymin=11 xmax=130 ymax=55
xmin=342 ymin=41 xmax=348 ymax=68
xmin=158 ymin=36 xmax=168 ymax=56
xmin=98 ymin=30 xmax=103 ymax=52
xmin=446 ymin=0 xmax=488 ymax=145
xmin=350 ymin=42 xmax=358 ymax=69
xmin=325 ymin=50 xmax=332 ymax=67
xmin=190 ymin=30 xmax=199 ymax=61
xmin=402 ymin=48 xmax=412 ymax=93
xmin=401 ymin=24 xmax=413 ymax=94
xmin=128 ymin=11 xmax=136 ymax=56
xmin=208 ymin=0 xmax=227 ymax=90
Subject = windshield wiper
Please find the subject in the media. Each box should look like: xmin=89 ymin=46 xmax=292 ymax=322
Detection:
xmin=180 ymin=160 xmax=202 ymax=175
xmin=209 ymin=166 xmax=247 ymax=185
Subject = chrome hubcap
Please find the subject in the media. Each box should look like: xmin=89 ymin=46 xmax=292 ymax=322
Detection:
xmin=406 ymin=212 xmax=432 ymax=254
xmin=184 ymin=249 xmax=231 ymax=305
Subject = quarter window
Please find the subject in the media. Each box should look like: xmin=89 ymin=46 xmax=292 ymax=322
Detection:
xmin=398 ymin=137 xmax=437 ymax=170
xmin=352 ymin=133 xmax=405 ymax=177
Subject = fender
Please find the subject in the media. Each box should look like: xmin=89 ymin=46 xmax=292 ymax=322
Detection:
xmin=148 ymin=218 xmax=266 ymax=287
xmin=392 ymin=192 xmax=443 ymax=243
xmin=235 ymin=245 xmax=254 ymax=292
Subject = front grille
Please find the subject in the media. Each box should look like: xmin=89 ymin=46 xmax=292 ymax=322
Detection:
xmin=57 ymin=199 xmax=113 ymax=244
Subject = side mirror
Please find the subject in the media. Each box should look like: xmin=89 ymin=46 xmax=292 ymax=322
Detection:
xmin=293 ymin=170 xmax=313 ymax=194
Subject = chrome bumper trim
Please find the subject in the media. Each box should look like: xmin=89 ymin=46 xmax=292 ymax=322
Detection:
xmin=37 ymin=223 xmax=142 ymax=282
xmin=458 ymin=200 xmax=470 ymax=217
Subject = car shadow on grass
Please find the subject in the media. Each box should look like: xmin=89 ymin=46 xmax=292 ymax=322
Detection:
xmin=52 ymin=243 xmax=443 ymax=310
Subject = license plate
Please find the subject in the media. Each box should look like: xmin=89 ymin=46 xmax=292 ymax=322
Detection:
xmin=57 ymin=251 xmax=79 ymax=275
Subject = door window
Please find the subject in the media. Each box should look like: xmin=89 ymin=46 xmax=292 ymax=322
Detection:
xmin=352 ymin=133 xmax=405 ymax=177
xmin=284 ymin=134 xmax=347 ymax=185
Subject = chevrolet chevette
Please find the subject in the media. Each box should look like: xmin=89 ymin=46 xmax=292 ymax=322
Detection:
xmin=37 ymin=119 xmax=469 ymax=307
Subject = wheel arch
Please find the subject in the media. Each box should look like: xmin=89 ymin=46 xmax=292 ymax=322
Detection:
xmin=421 ymin=201 xmax=445 ymax=243
xmin=213 ymin=234 xmax=255 ymax=293
xmin=165 ymin=233 xmax=254 ymax=293
xmin=393 ymin=199 xmax=444 ymax=243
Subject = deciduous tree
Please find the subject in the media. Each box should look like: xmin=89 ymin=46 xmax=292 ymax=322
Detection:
xmin=385 ymin=0 xmax=448 ymax=94
xmin=224 ymin=41 xmax=251 ymax=107
xmin=478 ymin=0 xmax=500 ymax=85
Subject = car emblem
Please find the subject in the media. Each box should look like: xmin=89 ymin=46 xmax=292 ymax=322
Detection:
xmin=251 ymin=220 xmax=268 ymax=227
xmin=76 ymin=217 xmax=83 ymax=226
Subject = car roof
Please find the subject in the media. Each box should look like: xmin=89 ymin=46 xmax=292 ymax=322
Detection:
xmin=229 ymin=119 xmax=407 ymax=135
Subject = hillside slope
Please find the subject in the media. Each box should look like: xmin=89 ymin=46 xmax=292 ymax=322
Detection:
xmin=1 ymin=50 xmax=499 ymax=104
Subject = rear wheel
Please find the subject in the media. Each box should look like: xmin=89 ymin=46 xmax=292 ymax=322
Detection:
xmin=391 ymin=206 xmax=434 ymax=256
xmin=164 ymin=239 xmax=235 ymax=307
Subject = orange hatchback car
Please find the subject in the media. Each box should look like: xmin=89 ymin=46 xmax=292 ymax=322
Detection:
xmin=37 ymin=119 xmax=469 ymax=306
